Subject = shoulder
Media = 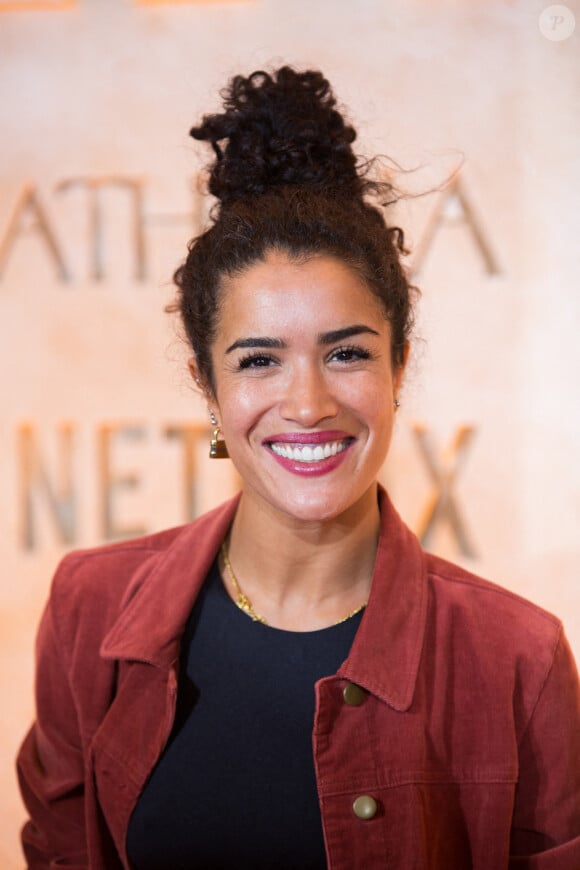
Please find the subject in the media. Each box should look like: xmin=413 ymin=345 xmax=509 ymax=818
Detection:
xmin=425 ymin=550 xmax=561 ymax=638
xmin=423 ymin=551 xmax=565 ymax=705
xmin=47 ymin=497 xmax=239 ymax=635
xmin=50 ymin=525 xmax=187 ymax=611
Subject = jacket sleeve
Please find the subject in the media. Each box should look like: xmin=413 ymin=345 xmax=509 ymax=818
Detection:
xmin=509 ymin=628 xmax=580 ymax=868
xmin=16 ymin=560 xmax=89 ymax=869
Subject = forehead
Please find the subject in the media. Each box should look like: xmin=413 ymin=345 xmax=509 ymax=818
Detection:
xmin=217 ymin=251 xmax=387 ymax=336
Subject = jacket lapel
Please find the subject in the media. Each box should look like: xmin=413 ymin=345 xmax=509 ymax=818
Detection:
xmin=339 ymin=488 xmax=428 ymax=712
xmin=90 ymin=495 xmax=240 ymax=865
xmin=100 ymin=494 xmax=241 ymax=667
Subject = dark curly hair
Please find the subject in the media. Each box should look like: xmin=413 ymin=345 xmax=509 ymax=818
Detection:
xmin=173 ymin=66 xmax=415 ymax=394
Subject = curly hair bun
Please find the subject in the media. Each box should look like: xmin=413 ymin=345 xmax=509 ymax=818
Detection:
xmin=191 ymin=66 xmax=363 ymax=206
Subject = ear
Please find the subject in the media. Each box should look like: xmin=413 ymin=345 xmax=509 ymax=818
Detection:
xmin=187 ymin=356 xmax=200 ymax=384
xmin=188 ymin=357 xmax=208 ymax=393
xmin=188 ymin=357 xmax=218 ymax=414
xmin=393 ymin=342 xmax=410 ymax=394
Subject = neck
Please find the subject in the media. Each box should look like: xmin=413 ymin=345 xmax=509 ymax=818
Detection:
xmin=223 ymin=484 xmax=381 ymax=631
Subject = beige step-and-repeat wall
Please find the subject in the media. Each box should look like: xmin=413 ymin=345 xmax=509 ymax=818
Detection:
xmin=1 ymin=0 xmax=579 ymax=864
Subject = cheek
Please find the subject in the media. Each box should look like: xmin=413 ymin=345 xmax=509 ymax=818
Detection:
xmin=217 ymin=380 xmax=274 ymax=432
xmin=342 ymin=374 xmax=394 ymax=418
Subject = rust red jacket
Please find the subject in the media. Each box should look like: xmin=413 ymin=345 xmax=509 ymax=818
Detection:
xmin=17 ymin=489 xmax=580 ymax=868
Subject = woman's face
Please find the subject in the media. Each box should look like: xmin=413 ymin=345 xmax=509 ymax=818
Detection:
xmin=206 ymin=250 xmax=406 ymax=524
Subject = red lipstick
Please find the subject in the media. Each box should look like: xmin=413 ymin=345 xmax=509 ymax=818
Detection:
xmin=263 ymin=431 xmax=354 ymax=477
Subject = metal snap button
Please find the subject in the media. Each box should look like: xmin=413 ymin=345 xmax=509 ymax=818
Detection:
xmin=342 ymin=682 xmax=366 ymax=706
xmin=352 ymin=795 xmax=378 ymax=820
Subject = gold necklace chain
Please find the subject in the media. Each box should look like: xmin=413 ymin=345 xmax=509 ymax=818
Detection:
xmin=220 ymin=541 xmax=367 ymax=627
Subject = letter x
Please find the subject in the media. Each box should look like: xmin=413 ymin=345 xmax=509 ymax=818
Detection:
xmin=413 ymin=423 xmax=477 ymax=558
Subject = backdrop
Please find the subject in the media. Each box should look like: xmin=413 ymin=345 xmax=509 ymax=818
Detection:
xmin=1 ymin=0 xmax=579 ymax=864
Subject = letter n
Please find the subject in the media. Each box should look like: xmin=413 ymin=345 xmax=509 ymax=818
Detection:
xmin=18 ymin=422 xmax=77 ymax=550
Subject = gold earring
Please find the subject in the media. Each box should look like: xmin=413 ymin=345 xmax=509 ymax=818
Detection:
xmin=210 ymin=427 xmax=229 ymax=459
xmin=208 ymin=411 xmax=228 ymax=458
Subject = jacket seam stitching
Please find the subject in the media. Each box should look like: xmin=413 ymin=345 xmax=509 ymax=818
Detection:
xmin=428 ymin=569 xmax=561 ymax=626
xmin=515 ymin=623 xmax=563 ymax=750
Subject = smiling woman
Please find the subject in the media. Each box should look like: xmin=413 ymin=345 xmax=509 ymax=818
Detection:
xmin=208 ymin=252 xmax=402 ymax=534
xmin=17 ymin=66 xmax=580 ymax=868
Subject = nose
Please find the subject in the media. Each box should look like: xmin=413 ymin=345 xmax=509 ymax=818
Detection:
xmin=279 ymin=363 xmax=338 ymax=427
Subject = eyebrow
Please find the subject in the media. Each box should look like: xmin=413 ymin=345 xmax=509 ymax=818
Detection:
xmin=318 ymin=324 xmax=380 ymax=345
xmin=225 ymin=324 xmax=380 ymax=354
xmin=225 ymin=336 xmax=286 ymax=354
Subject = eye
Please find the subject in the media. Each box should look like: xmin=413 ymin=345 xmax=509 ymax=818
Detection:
xmin=237 ymin=353 xmax=278 ymax=370
xmin=328 ymin=345 xmax=372 ymax=364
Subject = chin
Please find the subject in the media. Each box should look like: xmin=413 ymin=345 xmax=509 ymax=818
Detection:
xmin=274 ymin=484 xmax=376 ymax=525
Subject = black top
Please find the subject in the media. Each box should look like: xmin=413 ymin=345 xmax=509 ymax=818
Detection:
xmin=127 ymin=559 xmax=363 ymax=869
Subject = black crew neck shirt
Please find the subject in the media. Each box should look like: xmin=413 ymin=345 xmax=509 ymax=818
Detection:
xmin=126 ymin=559 xmax=363 ymax=869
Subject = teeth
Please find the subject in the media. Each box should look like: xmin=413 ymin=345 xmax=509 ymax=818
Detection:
xmin=270 ymin=439 xmax=349 ymax=463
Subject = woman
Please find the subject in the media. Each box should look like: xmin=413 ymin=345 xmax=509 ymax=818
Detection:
xmin=17 ymin=66 xmax=580 ymax=868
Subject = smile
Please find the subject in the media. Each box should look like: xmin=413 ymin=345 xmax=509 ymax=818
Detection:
xmin=269 ymin=439 xmax=350 ymax=463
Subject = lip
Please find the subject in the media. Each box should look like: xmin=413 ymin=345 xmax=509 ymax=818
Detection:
xmin=263 ymin=432 xmax=355 ymax=477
